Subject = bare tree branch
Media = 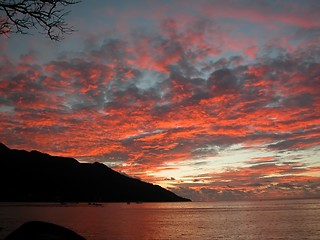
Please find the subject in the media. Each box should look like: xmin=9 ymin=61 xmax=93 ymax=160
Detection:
xmin=0 ymin=0 xmax=80 ymax=40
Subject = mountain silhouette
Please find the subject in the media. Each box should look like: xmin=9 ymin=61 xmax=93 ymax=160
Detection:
xmin=0 ymin=143 xmax=190 ymax=202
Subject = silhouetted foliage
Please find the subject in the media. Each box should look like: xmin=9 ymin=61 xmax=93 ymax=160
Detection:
xmin=0 ymin=0 xmax=80 ymax=40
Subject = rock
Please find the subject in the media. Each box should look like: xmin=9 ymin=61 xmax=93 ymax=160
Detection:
xmin=5 ymin=221 xmax=86 ymax=240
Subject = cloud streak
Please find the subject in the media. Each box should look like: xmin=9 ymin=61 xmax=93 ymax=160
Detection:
xmin=1 ymin=0 xmax=320 ymax=201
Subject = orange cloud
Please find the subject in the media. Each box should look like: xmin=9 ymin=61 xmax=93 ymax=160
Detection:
xmin=1 ymin=6 xmax=320 ymax=201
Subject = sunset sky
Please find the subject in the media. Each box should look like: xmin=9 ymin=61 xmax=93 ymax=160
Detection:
xmin=1 ymin=0 xmax=319 ymax=201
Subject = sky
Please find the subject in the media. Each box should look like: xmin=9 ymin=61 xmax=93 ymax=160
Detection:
xmin=1 ymin=0 xmax=320 ymax=201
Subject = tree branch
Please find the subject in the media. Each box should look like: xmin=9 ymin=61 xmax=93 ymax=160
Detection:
xmin=0 ymin=0 xmax=80 ymax=40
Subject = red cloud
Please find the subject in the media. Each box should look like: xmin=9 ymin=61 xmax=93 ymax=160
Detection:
xmin=202 ymin=2 xmax=320 ymax=28
xmin=1 ymin=7 xmax=320 ymax=201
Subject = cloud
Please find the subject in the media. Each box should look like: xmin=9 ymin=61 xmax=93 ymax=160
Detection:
xmin=170 ymin=163 xmax=320 ymax=201
xmin=1 ymin=35 xmax=319 ymax=159
xmin=1 ymin=6 xmax=320 ymax=200
xmin=202 ymin=0 xmax=320 ymax=28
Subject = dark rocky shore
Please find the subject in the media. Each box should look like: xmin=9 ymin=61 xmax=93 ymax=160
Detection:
xmin=5 ymin=221 xmax=86 ymax=240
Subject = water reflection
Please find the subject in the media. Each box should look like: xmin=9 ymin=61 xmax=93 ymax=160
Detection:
xmin=1 ymin=199 xmax=320 ymax=240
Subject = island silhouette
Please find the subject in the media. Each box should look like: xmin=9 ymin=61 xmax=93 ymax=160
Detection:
xmin=0 ymin=143 xmax=190 ymax=202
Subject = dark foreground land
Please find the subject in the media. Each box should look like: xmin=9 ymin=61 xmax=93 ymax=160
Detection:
xmin=0 ymin=143 xmax=190 ymax=202
xmin=5 ymin=221 xmax=86 ymax=240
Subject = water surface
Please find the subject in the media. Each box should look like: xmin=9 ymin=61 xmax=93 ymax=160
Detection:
xmin=0 ymin=199 xmax=319 ymax=239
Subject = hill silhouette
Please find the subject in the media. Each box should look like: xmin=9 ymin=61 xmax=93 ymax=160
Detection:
xmin=0 ymin=143 xmax=190 ymax=202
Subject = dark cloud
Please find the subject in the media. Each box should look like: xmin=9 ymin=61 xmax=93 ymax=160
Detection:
xmin=208 ymin=68 xmax=241 ymax=94
xmin=1 ymin=9 xmax=320 ymax=201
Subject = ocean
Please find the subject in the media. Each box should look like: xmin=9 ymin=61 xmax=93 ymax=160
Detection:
xmin=0 ymin=199 xmax=319 ymax=240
